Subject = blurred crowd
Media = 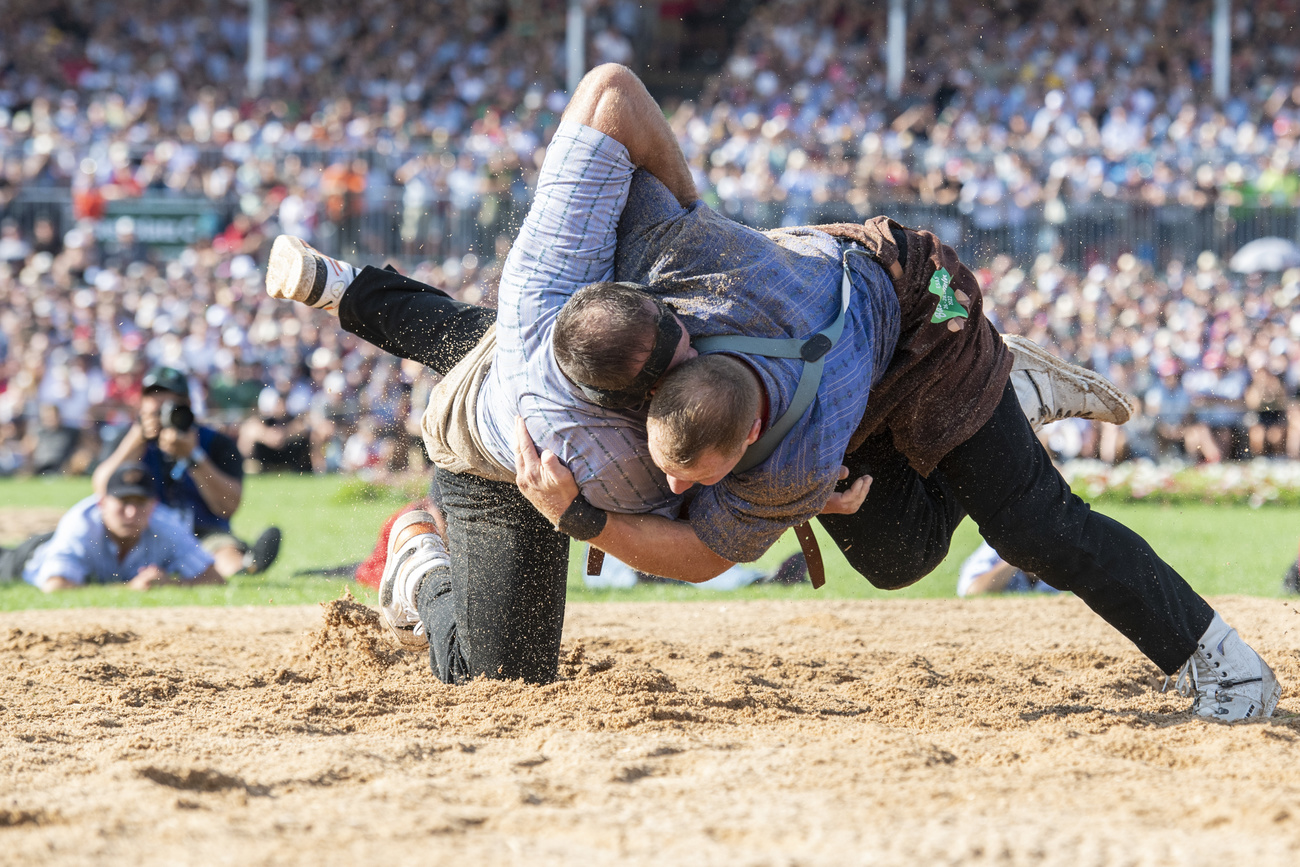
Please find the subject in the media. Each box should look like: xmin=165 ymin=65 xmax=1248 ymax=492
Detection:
xmin=3 ymin=0 xmax=1298 ymax=251
xmin=681 ymin=0 xmax=1300 ymax=224
xmin=3 ymin=0 xmax=1300 ymax=479
xmin=987 ymin=251 xmax=1300 ymax=464
xmin=4 ymin=206 xmax=1300 ymax=480
xmin=0 ymin=222 xmax=480 ymax=480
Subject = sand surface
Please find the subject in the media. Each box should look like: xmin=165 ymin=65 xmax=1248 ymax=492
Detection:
xmin=0 ymin=593 xmax=1297 ymax=866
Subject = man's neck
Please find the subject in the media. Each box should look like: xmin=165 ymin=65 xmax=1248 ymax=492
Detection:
xmin=737 ymin=359 xmax=770 ymax=433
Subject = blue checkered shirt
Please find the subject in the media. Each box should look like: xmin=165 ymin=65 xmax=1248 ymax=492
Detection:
xmin=614 ymin=171 xmax=900 ymax=562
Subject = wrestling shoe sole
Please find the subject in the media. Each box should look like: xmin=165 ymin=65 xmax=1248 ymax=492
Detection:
xmin=266 ymin=234 xmax=323 ymax=305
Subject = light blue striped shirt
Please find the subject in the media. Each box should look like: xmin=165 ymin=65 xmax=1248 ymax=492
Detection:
xmin=24 ymin=495 xmax=215 ymax=587
xmin=476 ymin=122 xmax=684 ymax=518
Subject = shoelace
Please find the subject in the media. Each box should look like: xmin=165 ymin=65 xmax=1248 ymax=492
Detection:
xmin=1163 ymin=657 xmax=1264 ymax=710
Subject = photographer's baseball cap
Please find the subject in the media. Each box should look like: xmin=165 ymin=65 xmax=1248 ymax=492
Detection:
xmin=105 ymin=462 xmax=156 ymax=500
xmin=141 ymin=366 xmax=188 ymax=397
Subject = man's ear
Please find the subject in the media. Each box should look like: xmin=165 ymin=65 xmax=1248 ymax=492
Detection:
xmin=745 ymin=416 xmax=762 ymax=446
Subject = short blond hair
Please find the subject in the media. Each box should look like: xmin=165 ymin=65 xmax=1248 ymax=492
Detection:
xmin=647 ymin=355 xmax=759 ymax=467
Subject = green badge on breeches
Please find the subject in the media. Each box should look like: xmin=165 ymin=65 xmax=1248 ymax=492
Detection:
xmin=928 ymin=267 xmax=968 ymax=324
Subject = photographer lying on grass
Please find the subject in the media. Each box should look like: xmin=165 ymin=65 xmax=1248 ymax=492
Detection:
xmin=1 ymin=463 xmax=223 ymax=592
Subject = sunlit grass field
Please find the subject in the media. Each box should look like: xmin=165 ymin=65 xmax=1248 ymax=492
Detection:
xmin=1 ymin=473 xmax=1296 ymax=610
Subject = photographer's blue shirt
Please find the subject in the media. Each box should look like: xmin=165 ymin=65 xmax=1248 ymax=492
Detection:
xmin=23 ymin=495 xmax=215 ymax=588
xmin=140 ymin=426 xmax=243 ymax=535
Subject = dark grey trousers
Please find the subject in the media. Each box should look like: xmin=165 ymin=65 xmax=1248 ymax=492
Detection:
xmin=340 ymin=266 xmax=570 ymax=685
xmin=0 ymin=532 xmax=54 ymax=583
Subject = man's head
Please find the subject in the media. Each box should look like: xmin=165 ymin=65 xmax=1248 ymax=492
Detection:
xmin=101 ymin=462 xmax=157 ymax=544
xmin=140 ymin=366 xmax=192 ymax=438
xmin=647 ymin=355 xmax=762 ymax=494
xmin=553 ymin=282 xmax=695 ymax=409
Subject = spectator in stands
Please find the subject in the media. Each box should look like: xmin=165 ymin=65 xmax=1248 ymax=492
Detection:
xmin=1144 ymin=360 xmax=1196 ymax=460
xmin=0 ymin=220 xmax=30 ymax=264
xmin=238 ymin=375 xmax=315 ymax=474
xmin=1244 ymin=353 xmax=1289 ymax=457
xmin=23 ymin=403 xmax=83 ymax=475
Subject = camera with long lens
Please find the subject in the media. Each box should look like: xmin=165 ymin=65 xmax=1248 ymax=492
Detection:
xmin=159 ymin=400 xmax=195 ymax=433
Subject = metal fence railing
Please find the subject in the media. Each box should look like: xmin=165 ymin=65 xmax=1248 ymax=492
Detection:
xmin=5 ymin=187 xmax=1297 ymax=273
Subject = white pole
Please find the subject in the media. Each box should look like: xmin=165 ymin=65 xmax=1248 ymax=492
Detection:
xmin=1213 ymin=0 xmax=1230 ymax=102
xmin=567 ymin=0 xmax=586 ymax=96
xmin=887 ymin=0 xmax=906 ymax=99
xmin=248 ymin=0 xmax=268 ymax=97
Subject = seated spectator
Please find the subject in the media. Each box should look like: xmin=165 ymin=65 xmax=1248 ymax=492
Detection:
xmin=1144 ymin=360 xmax=1218 ymax=462
xmin=0 ymin=421 xmax=25 ymax=475
xmin=1186 ymin=351 xmax=1250 ymax=461
xmin=24 ymin=404 xmax=82 ymax=475
xmin=1244 ymin=354 xmax=1288 ymax=458
xmin=92 ymin=366 xmax=281 ymax=579
xmin=207 ymin=358 xmax=266 ymax=422
xmin=0 ymin=463 xmax=223 ymax=592
xmin=957 ymin=541 xmax=1058 ymax=597
xmin=238 ymin=386 xmax=314 ymax=474
xmin=0 ymin=220 xmax=30 ymax=264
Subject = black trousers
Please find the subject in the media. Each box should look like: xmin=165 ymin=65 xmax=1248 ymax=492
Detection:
xmin=0 ymin=532 xmax=54 ymax=583
xmin=419 ymin=468 xmax=570 ymax=684
xmin=339 ymin=266 xmax=497 ymax=377
xmin=340 ymin=267 xmax=570 ymax=684
xmin=819 ymin=382 xmax=1213 ymax=675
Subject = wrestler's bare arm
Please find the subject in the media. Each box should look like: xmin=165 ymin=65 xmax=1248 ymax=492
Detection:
xmin=514 ymin=417 xmax=732 ymax=581
xmin=562 ymin=64 xmax=697 ymax=207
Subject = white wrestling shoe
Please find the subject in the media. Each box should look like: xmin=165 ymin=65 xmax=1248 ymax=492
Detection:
xmin=377 ymin=510 xmax=449 ymax=652
xmin=1168 ymin=612 xmax=1281 ymax=722
xmin=1005 ymin=334 xmax=1133 ymax=432
xmin=265 ymin=234 xmax=358 ymax=314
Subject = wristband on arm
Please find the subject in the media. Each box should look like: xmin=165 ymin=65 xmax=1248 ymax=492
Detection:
xmin=556 ymin=495 xmax=607 ymax=541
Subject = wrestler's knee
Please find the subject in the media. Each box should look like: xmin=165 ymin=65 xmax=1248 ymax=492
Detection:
xmin=844 ymin=542 xmax=949 ymax=591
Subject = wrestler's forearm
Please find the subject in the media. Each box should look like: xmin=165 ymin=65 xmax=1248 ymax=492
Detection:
xmin=591 ymin=512 xmax=734 ymax=583
xmin=562 ymin=64 xmax=698 ymax=206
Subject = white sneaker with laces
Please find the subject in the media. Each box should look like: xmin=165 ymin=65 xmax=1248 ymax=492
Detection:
xmin=1005 ymin=334 xmax=1133 ymax=432
xmin=1168 ymin=612 xmax=1281 ymax=721
xmin=378 ymin=510 xmax=449 ymax=652
xmin=265 ymin=234 xmax=359 ymax=314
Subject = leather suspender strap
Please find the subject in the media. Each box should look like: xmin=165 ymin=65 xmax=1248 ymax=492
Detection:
xmin=685 ymin=244 xmax=863 ymax=590
xmin=691 ymin=245 xmax=857 ymax=474
xmin=793 ymin=522 xmax=825 ymax=589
